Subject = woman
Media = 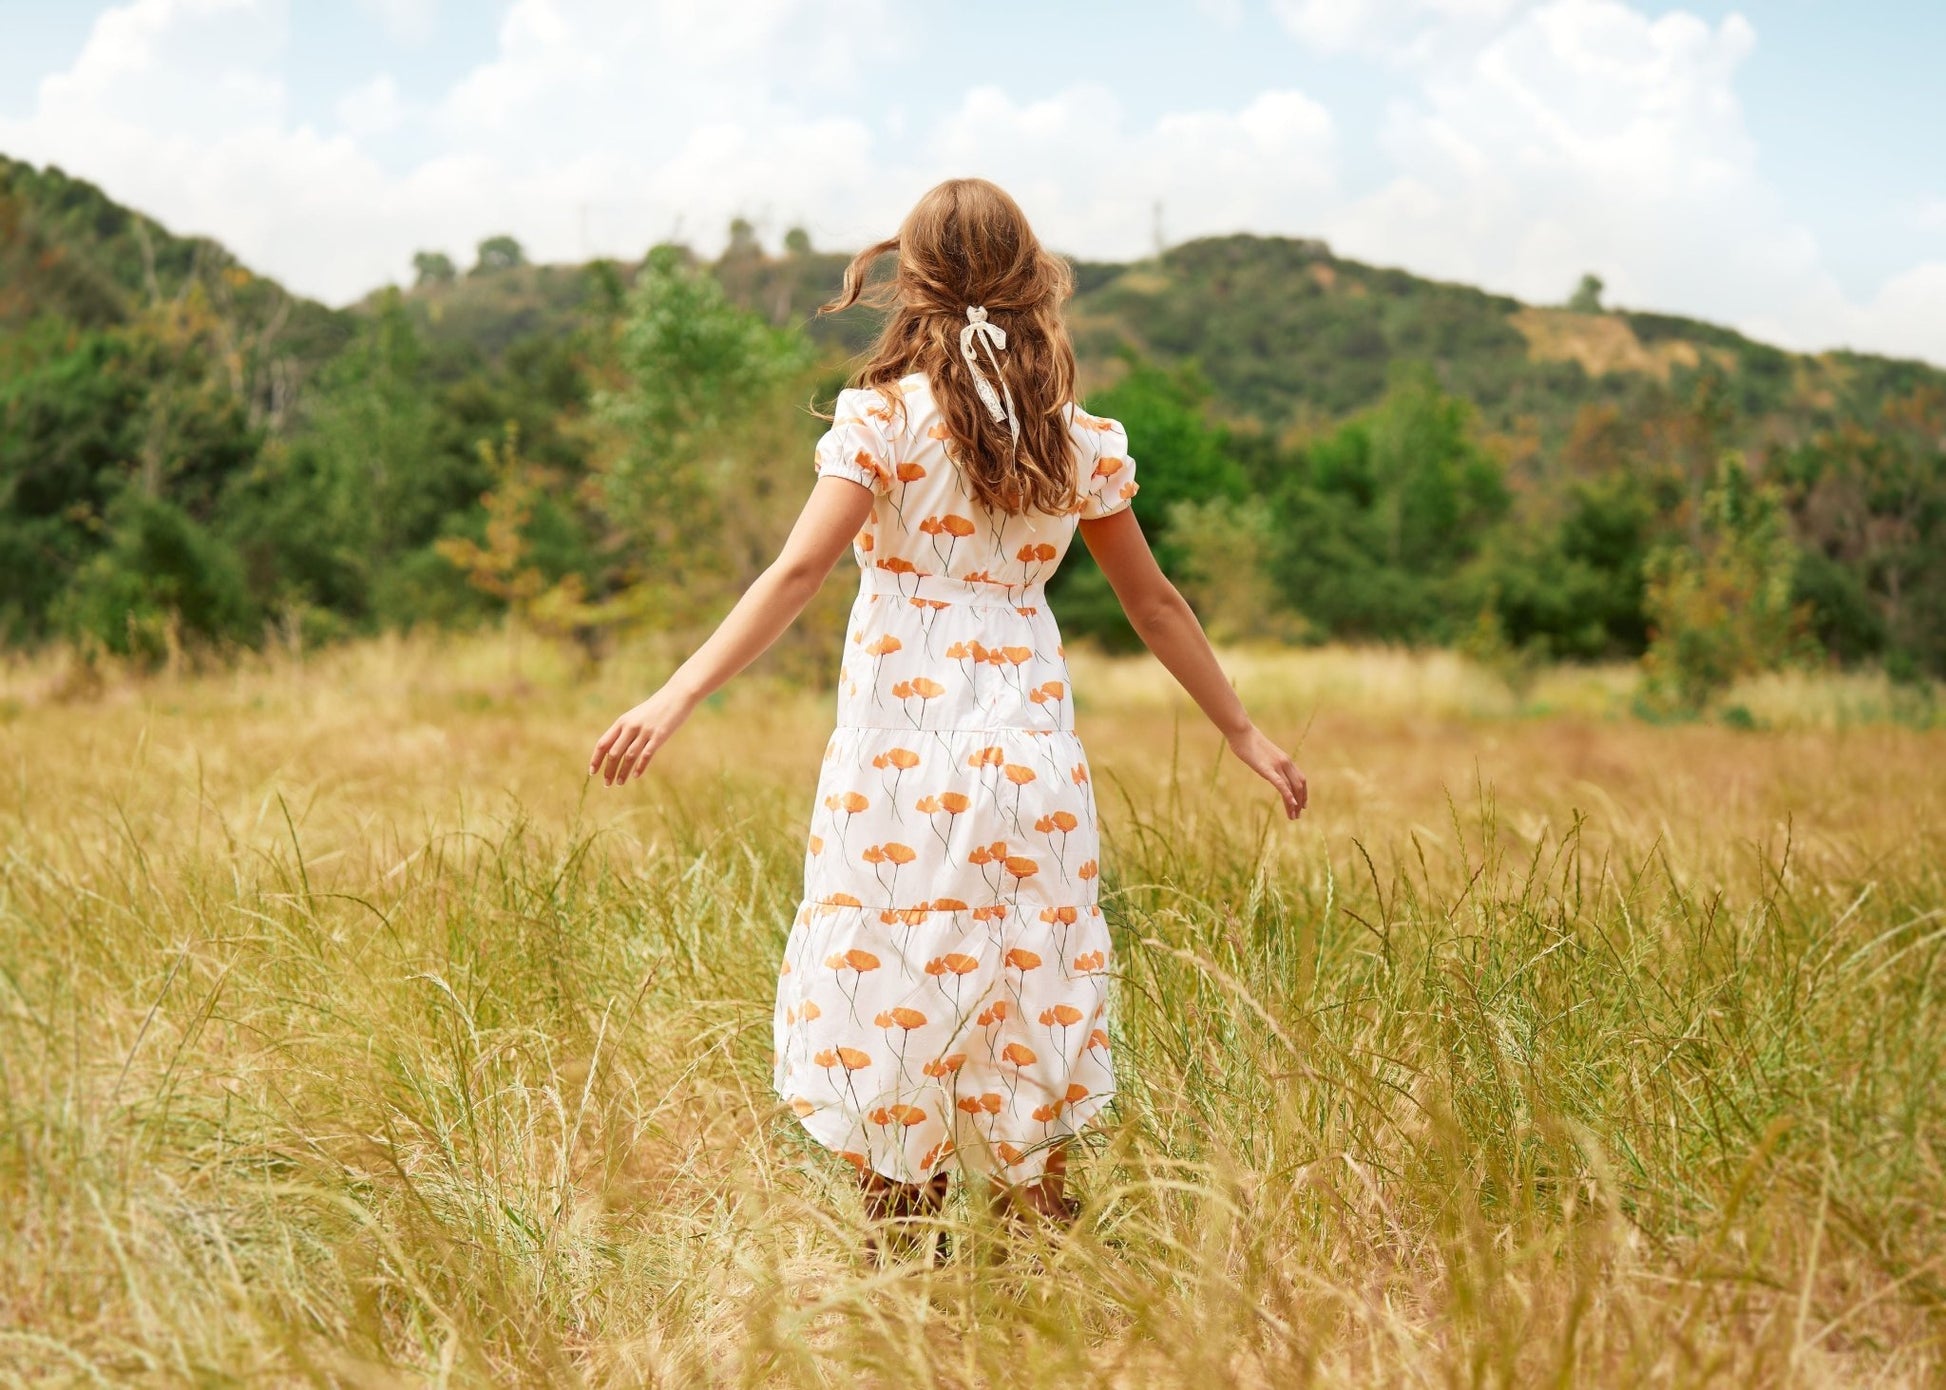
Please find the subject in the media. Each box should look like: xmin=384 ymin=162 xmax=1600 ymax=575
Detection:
xmin=588 ymin=178 xmax=1306 ymax=1257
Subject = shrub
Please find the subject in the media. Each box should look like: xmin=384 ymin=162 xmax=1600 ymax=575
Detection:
xmin=1640 ymin=456 xmax=1808 ymax=712
xmin=55 ymin=491 xmax=257 ymax=663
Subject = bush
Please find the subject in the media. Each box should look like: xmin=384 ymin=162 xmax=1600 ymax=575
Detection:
xmin=56 ymin=491 xmax=257 ymax=662
xmin=1640 ymin=457 xmax=1808 ymax=712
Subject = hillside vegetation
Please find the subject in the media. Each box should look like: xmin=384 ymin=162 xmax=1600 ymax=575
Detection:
xmin=3 ymin=154 xmax=1944 ymax=707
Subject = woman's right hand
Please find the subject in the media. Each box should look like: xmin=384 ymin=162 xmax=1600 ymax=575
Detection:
xmin=1079 ymin=511 xmax=1309 ymax=823
xmin=1225 ymin=724 xmax=1309 ymax=821
xmin=588 ymin=684 xmax=698 ymax=787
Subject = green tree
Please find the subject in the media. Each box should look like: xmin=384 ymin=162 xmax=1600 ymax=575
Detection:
xmin=1777 ymin=390 xmax=1946 ymax=677
xmin=1049 ymin=362 xmax=1249 ymax=647
xmin=0 ymin=302 xmax=260 ymax=644
xmin=472 ymin=235 xmax=526 ymax=275
xmin=56 ymin=490 xmax=257 ymax=662
xmin=591 ymin=245 xmax=810 ymax=610
xmin=411 ymin=250 xmax=456 ymax=286
xmin=223 ymin=293 xmax=493 ymax=629
xmin=1568 ymin=273 xmax=1605 ymax=314
xmin=725 ymin=217 xmax=762 ymax=260
xmin=1269 ymin=366 xmax=1510 ymax=641
xmin=1640 ymin=456 xmax=1807 ymax=711
xmin=1470 ymin=470 xmax=1653 ymax=661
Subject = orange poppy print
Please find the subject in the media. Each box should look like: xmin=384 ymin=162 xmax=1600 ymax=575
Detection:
xmin=775 ymin=377 xmax=1133 ymax=1185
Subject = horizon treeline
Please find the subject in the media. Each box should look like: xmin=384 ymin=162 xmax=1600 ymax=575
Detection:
xmin=2 ymin=154 xmax=1944 ymax=710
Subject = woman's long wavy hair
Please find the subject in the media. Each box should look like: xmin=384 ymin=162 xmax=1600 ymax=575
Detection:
xmin=820 ymin=178 xmax=1079 ymax=516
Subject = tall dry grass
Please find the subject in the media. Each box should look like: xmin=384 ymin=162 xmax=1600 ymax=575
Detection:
xmin=1 ymin=632 xmax=1942 ymax=1385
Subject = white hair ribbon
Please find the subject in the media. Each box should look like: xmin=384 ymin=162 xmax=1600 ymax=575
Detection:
xmin=958 ymin=305 xmax=1020 ymax=445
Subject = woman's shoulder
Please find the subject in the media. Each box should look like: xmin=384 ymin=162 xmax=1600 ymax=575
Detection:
xmin=830 ymin=381 xmax=908 ymax=436
xmin=1066 ymin=402 xmax=1127 ymax=446
xmin=835 ymin=375 xmax=933 ymax=428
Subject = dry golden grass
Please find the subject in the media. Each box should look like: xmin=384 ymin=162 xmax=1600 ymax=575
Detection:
xmin=1 ymin=631 xmax=1942 ymax=1386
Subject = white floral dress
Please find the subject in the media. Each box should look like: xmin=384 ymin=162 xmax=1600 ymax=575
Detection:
xmin=773 ymin=371 xmax=1139 ymax=1184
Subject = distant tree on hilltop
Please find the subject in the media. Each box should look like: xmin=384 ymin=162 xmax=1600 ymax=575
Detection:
xmin=724 ymin=217 xmax=762 ymax=260
xmin=472 ymin=235 xmax=526 ymax=275
xmin=412 ymin=250 xmax=456 ymax=287
xmin=1568 ymin=273 xmax=1605 ymax=314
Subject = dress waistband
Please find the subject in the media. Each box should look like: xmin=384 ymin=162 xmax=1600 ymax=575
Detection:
xmin=859 ymin=567 xmax=1048 ymax=607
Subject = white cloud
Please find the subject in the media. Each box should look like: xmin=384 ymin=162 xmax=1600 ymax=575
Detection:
xmin=1272 ymin=0 xmax=1537 ymax=60
xmin=355 ymin=0 xmax=439 ymax=47
xmin=926 ymin=86 xmax=1337 ymax=261
xmin=1326 ymin=3 xmax=1769 ymax=303
xmin=1307 ymin=0 xmax=1946 ymax=363
xmin=334 ymin=73 xmax=403 ymax=137
xmin=0 ymin=0 xmax=1336 ymax=303
xmin=29 ymin=0 xmax=287 ymax=142
xmin=1746 ymin=260 xmax=1946 ymax=365
xmin=0 ymin=0 xmax=908 ymax=298
xmin=1 ymin=0 xmax=1941 ymax=366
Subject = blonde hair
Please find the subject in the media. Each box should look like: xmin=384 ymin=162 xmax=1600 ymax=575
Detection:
xmin=820 ymin=178 xmax=1079 ymax=516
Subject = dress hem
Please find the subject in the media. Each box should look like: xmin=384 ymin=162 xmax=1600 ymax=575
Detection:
xmin=774 ymin=1084 xmax=1117 ymax=1185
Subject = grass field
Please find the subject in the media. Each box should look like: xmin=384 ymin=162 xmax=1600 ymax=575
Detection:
xmin=2 ymin=631 xmax=1942 ymax=1386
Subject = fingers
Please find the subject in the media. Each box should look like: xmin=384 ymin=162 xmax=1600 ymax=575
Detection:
xmin=593 ymin=724 xmax=636 ymax=784
xmin=606 ymin=724 xmax=654 ymax=785
xmin=589 ymin=720 xmax=623 ymax=775
xmin=624 ymin=728 xmax=662 ymax=783
xmin=1285 ymin=758 xmax=1309 ymax=819
xmin=1262 ymin=752 xmax=1307 ymax=821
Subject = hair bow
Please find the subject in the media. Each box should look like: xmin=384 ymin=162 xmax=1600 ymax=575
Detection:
xmin=958 ymin=305 xmax=1020 ymax=445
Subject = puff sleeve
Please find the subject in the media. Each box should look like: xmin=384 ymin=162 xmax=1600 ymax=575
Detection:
xmin=813 ymin=387 xmax=895 ymax=495
xmin=1073 ymin=407 xmax=1139 ymax=520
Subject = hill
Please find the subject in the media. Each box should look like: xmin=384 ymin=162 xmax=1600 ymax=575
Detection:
xmin=0 ymin=155 xmax=353 ymax=412
xmin=383 ymin=226 xmax=1946 ymax=454
xmin=4 ymin=153 xmax=1943 ymax=688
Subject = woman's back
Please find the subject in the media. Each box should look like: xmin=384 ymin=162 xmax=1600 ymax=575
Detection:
xmin=816 ymin=374 xmax=1139 ymax=734
xmin=822 ymin=374 xmax=1137 ymax=590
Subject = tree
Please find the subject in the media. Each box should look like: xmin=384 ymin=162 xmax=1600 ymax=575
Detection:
xmin=0 ymin=300 xmax=261 ymax=644
xmin=1079 ymin=362 xmax=1245 ymax=569
xmin=1568 ymin=273 xmax=1604 ymax=314
xmin=1776 ymin=389 xmax=1946 ymax=677
xmin=1640 ymin=455 xmax=1807 ymax=712
xmin=1268 ymin=366 xmax=1510 ymax=642
xmin=589 ymin=244 xmax=810 ymax=609
xmin=724 ymin=217 xmax=762 ymax=260
xmin=411 ymin=250 xmax=456 ymax=287
xmin=1048 ymin=362 xmax=1251 ymax=647
xmin=783 ymin=226 xmax=813 ymax=256
xmin=222 ymin=293 xmax=491 ymax=629
xmin=56 ymin=490 xmax=257 ymax=663
xmin=472 ymin=235 xmax=526 ymax=275
xmin=1469 ymin=470 xmax=1653 ymax=661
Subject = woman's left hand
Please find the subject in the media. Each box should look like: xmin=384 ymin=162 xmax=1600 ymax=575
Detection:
xmin=588 ymin=686 xmax=696 ymax=786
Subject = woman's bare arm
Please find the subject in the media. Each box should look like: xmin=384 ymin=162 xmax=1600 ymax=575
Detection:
xmin=589 ymin=477 xmax=875 ymax=786
xmin=1079 ymin=507 xmax=1308 ymax=820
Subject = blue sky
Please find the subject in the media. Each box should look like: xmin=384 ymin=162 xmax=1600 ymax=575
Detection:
xmin=2 ymin=0 xmax=1942 ymax=363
